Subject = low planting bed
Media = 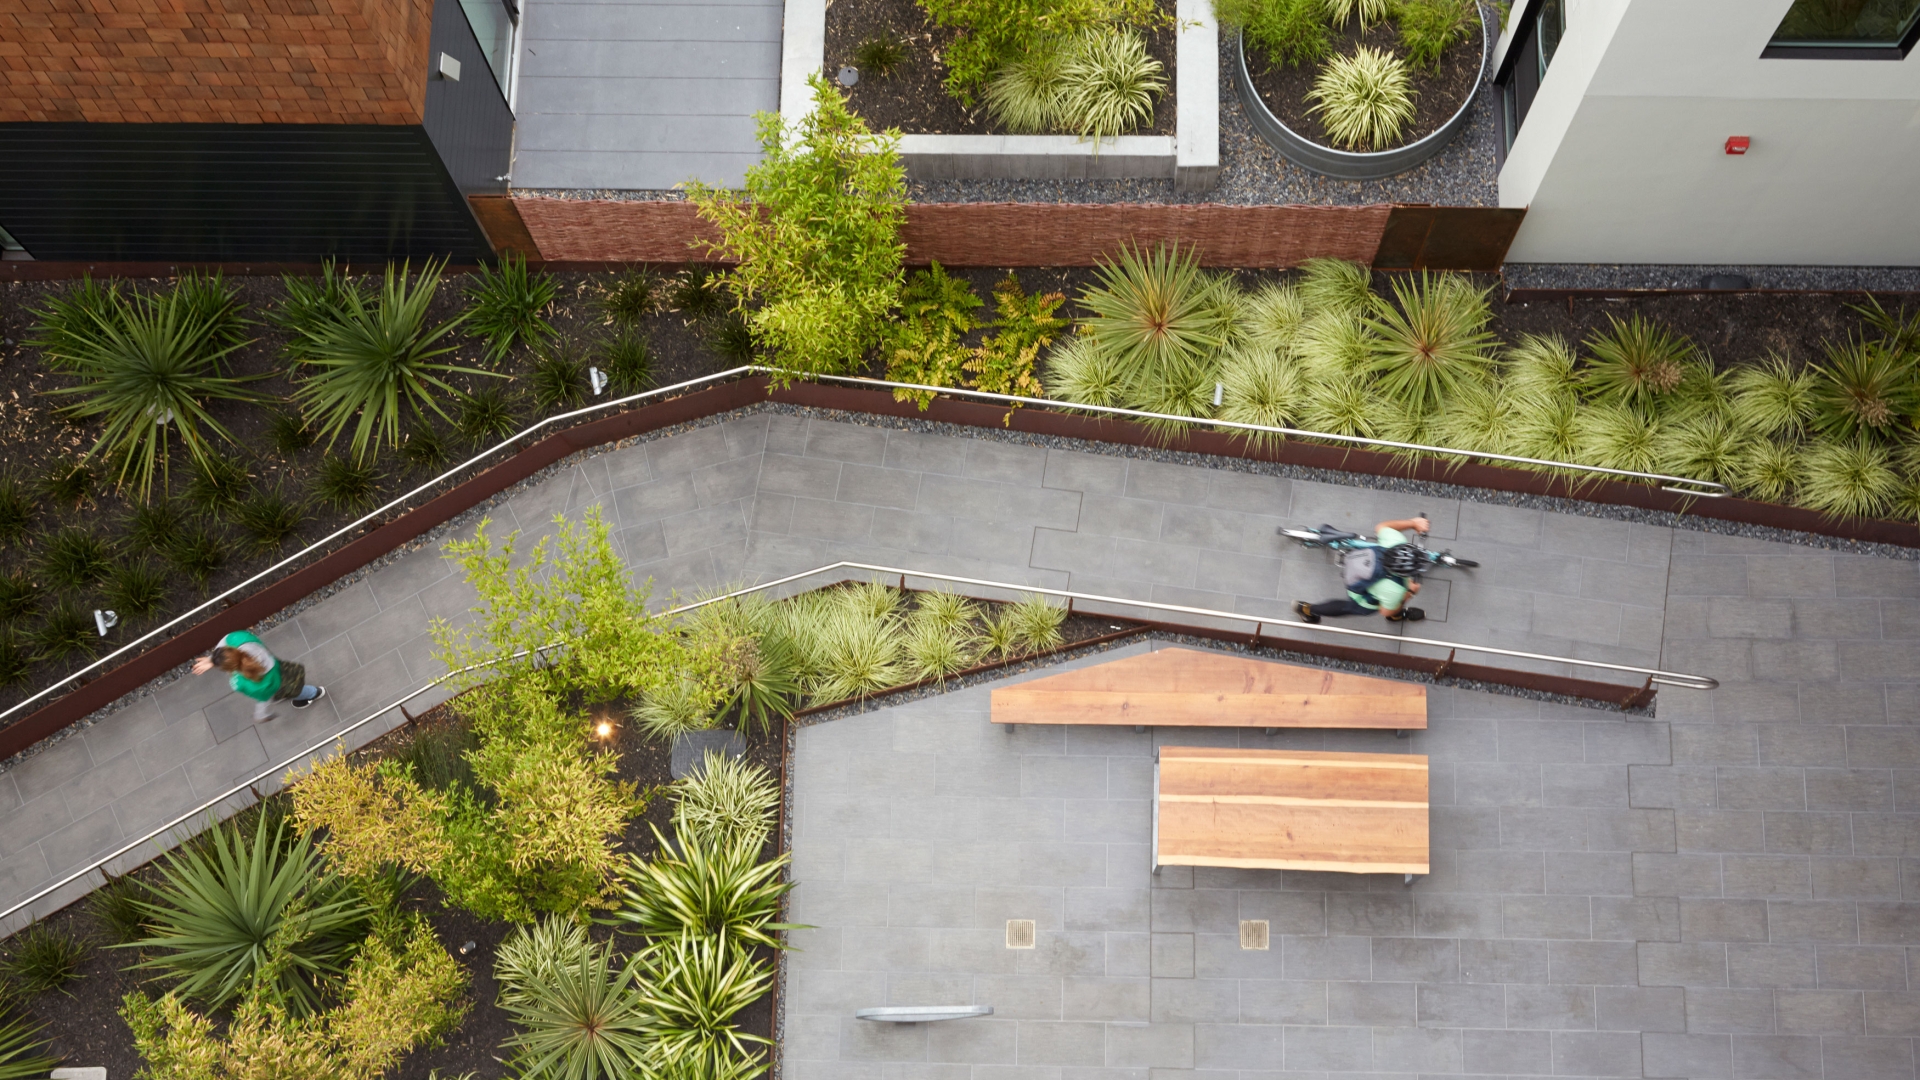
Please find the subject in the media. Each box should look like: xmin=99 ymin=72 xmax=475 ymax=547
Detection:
xmin=1244 ymin=10 xmax=1481 ymax=152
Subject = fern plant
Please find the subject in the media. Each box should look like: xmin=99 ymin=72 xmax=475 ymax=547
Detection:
xmin=1307 ymin=47 xmax=1416 ymax=151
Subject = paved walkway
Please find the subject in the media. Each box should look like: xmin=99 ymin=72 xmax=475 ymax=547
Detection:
xmin=509 ymin=0 xmax=780 ymax=188
xmin=1 ymin=411 xmax=1914 ymax=997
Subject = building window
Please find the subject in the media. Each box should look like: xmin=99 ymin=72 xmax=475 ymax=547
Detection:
xmin=459 ymin=0 xmax=517 ymax=96
xmin=1764 ymin=0 xmax=1920 ymax=58
xmin=1536 ymin=0 xmax=1566 ymax=79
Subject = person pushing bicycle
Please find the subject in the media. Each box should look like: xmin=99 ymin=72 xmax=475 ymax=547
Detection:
xmin=1293 ymin=516 xmax=1431 ymax=624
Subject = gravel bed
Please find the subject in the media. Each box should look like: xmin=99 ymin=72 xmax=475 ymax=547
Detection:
xmin=1504 ymin=263 xmax=1920 ymax=293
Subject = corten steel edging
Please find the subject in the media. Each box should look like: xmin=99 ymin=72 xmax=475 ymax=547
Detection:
xmin=1504 ymin=287 xmax=1920 ymax=304
xmin=764 ymin=381 xmax=1920 ymax=548
xmin=0 ymin=378 xmax=769 ymax=763
xmin=0 ymin=261 xmax=492 ymax=282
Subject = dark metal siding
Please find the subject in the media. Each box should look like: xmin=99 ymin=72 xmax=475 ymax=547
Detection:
xmin=423 ymin=0 xmax=516 ymax=194
xmin=0 ymin=122 xmax=493 ymax=261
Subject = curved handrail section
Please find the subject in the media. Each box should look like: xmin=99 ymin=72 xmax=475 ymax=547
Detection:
xmin=0 ymin=364 xmax=1727 ymax=732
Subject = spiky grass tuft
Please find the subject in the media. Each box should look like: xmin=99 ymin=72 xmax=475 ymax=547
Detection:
xmin=1306 ymin=46 xmax=1416 ymax=151
xmin=1298 ymin=374 xmax=1380 ymax=439
xmin=630 ymin=678 xmax=717 ymax=741
xmin=1432 ymin=383 xmax=1523 ymax=456
xmin=1735 ymin=439 xmax=1801 ymax=504
xmin=1796 ymin=439 xmax=1900 ymax=519
xmin=1240 ymin=281 xmax=1306 ymax=356
xmin=1809 ymin=336 xmax=1917 ymax=443
xmin=1057 ymin=27 xmax=1165 ymax=145
xmin=1365 ymin=272 xmax=1496 ymax=414
xmin=1077 ymin=244 xmax=1233 ymax=387
xmin=1657 ymin=413 xmax=1750 ymax=489
xmin=1296 ymin=259 xmax=1374 ymax=321
xmin=1581 ymin=314 xmax=1701 ymax=412
xmin=1503 ymin=333 xmax=1582 ymax=405
xmin=1729 ymin=353 xmax=1817 ymax=439
xmin=1574 ymin=403 xmax=1662 ymax=475
xmin=1215 ymin=345 xmax=1305 ymax=451
xmin=1294 ymin=311 xmax=1376 ymax=382
xmin=1507 ymin=391 xmax=1583 ymax=474
xmin=1043 ymin=334 xmax=1130 ymax=408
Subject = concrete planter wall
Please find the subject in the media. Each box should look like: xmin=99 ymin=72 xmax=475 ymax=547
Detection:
xmin=1233 ymin=7 xmax=1488 ymax=180
xmin=781 ymin=0 xmax=1219 ymax=190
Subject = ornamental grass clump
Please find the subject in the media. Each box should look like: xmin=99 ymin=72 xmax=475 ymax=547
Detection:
xmin=1573 ymin=403 xmax=1662 ymax=475
xmin=1729 ymin=353 xmax=1817 ymax=439
xmin=1365 ymin=272 xmax=1497 ymax=414
xmin=1808 ymin=336 xmax=1917 ymax=443
xmin=1580 ymin=313 xmax=1702 ymax=412
xmin=1736 ymin=439 xmax=1801 ymax=505
xmin=1057 ymin=27 xmax=1165 ymax=144
xmin=495 ymin=920 xmax=651 ymax=1080
xmin=464 ymin=252 xmax=558 ymax=364
xmin=0 ymin=921 xmax=88 ymax=995
xmin=1215 ymin=344 xmax=1305 ymax=451
xmin=1306 ymin=47 xmax=1416 ymax=151
xmin=30 ymin=601 xmax=95 ymax=661
xmin=632 ymin=934 xmax=774 ymax=1080
xmin=673 ymin=751 xmax=780 ymax=849
xmin=612 ymin=826 xmax=798 ymax=952
xmin=105 ymin=559 xmax=170 ymax=618
xmin=1397 ymin=0 xmax=1477 ymax=69
xmin=854 ymin=33 xmax=907 ymax=76
xmin=1216 ymin=0 xmax=1331 ymax=67
xmin=1297 ymin=258 xmax=1375 ymax=322
xmin=1796 ymin=439 xmax=1900 ymax=519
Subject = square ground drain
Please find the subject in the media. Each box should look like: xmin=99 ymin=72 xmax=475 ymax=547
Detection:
xmin=1240 ymin=920 xmax=1270 ymax=950
xmin=1006 ymin=920 xmax=1036 ymax=949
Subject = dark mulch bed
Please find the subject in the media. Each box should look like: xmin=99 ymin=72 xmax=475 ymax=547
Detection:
xmin=824 ymin=0 xmax=1177 ymax=136
xmin=0 ymin=270 xmax=737 ymax=721
xmin=1245 ymin=13 xmax=1484 ymax=151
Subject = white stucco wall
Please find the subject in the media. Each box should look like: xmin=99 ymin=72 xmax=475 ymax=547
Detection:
xmin=1500 ymin=0 xmax=1920 ymax=265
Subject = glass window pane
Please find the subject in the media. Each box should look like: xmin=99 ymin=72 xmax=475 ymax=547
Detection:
xmin=459 ymin=0 xmax=515 ymax=97
xmin=1537 ymin=0 xmax=1565 ymax=80
xmin=1770 ymin=0 xmax=1920 ymax=46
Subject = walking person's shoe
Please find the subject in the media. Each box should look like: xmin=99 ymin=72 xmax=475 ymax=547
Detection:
xmin=292 ymin=686 xmax=328 ymax=710
xmin=1387 ymin=607 xmax=1426 ymax=623
xmin=1292 ymin=601 xmax=1321 ymax=625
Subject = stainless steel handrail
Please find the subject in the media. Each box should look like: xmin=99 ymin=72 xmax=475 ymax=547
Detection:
xmin=665 ymin=560 xmax=1721 ymax=692
xmin=0 ymin=362 xmax=1728 ymax=731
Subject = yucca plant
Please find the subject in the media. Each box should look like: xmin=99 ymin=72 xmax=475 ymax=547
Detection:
xmin=29 ymin=600 xmax=95 ymax=662
xmin=457 ymin=384 xmax=523 ymax=445
xmin=1005 ymin=594 xmax=1067 ymax=653
xmin=631 ymin=677 xmax=718 ymax=741
xmin=612 ymin=826 xmax=798 ymax=951
xmin=1307 ymin=46 xmax=1416 ymax=151
xmin=598 ymin=269 xmax=658 ymax=328
xmin=105 ymin=560 xmax=170 ymax=619
xmin=1736 ymin=438 xmax=1800 ymax=504
xmin=124 ymin=815 xmax=369 ymax=1015
xmin=465 ymin=253 xmax=558 ymax=364
xmin=905 ymin=619 xmax=978 ymax=682
xmin=1296 ymin=258 xmax=1374 ymax=321
xmin=1365 ymin=272 xmax=1497 ymax=414
xmin=1058 ymin=28 xmax=1165 ymax=145
xmin=1729 ymin=353 xmax=1817 ymax=438
xmin=715 ymin=632 xmax=800 ymax=737
xmin=632 ymin=935 xmax=773 ymax=1080
xmin=1580 ymin=314 xmax=1701 ymax=412
xmin=986 ymin=39 xmax=1069 ymax=132
xmin=599 ymin=329 xmax=654 ymax=395
xmin=0 ymin=573 xmax=40 ymax=622
xmin=38 ymin=528 xmax=114 ymax=591
xmin=1573 ymin=403 xmax=1662 ymax=475
xmin=184 ymin=453 xmax=252 ymax=516
xmin=39 ymin=459 xmax=95 ymax=508
xmin=1078 ymin=244 xmax=1234 ymax=389
xmin=496 ymin=920 xmax=651 ymax=1080
xmin=1796 ymin=438 xmax=1899 ymax=519
xmin=0 ymin=921 xmax=88 ymax=994
xmin=1853 ymin=294 xmax=1920 ymax=356
xmin=0 ymin=1015 xmax=59 ymax=1080
xmin=233 ymin=487 xmax=305 ymax=551
xmin=1658 ymin=413 xmax=1749 ymax=488
xmin=290 ymin=259 xmax=487 ymax=460
xmin=1042 ymin=334 xmax=1129 ymax=407
xmin=0 ymin=478 xmax=33 ymax=548
xmin=1808 ymin=336 xmax=1918 ymax=443
xmin=312 ymin=454 xmax=383 ymax=512
xmin=399 ymin=423 xmax=454 ymax=474
xmin=532 ymin=339 xmax=590 ymax=412
xmin=674 ymin=750 xmax=781 ymax=849
xmin=1502 ymin=333 xmax=1582 ymax=404
xmin=39 ymin=288 xmax=264 ymax=495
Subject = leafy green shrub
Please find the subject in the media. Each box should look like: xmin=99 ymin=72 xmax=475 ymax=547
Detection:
xmin=495 ymin=919 xmax=650 ymax=1080
xmin=612 ymin=827 xmax=797 ymax=951
xmin=531 ymin=339 xmax=590 ymax=412
xmin=1397 ymin=0 xmax=1477 ymax=69
xmin=265 ymin=407 xmax=316 ymax=455
xmin=399 ymin=423 xmax=454 ymax=474
xmin=0 ymin=1015 xmax=58 ymax=1080
xmin=0 ymin=920 xmax=88 ymax=994
xmin=233 ymin=487 xmax=305 ymax=551
xmin=165 ymin=524 xmax=226 ymax=586
xmin=0 ymin=573 xmax=40 ymax=623
xmin=919 ymin=0 xmax=1157 ymax=101
xmin=38 ymin=286 xmax=263 ymax=495
xmin=289 ymin=260 xmax=487 ymax=461
xmin=673 ymin=751 xmax=780 ymax=848
xmin=0 ymin=478 xmax=33 ymax=548
xmin=106 ymin=560 xmax=170 ymax=619
xmin=1580 ymin=314 xmax=1700 ymax=412
xmin=632 ymin=934 xmax=773 ymax=1080
xmin=1307 ymin=46 xmax=1416 ymax=151
xmin=599 ymin=269 xmax=659 ymax=328
xmin=90 ymin=874 xmax=151 ymax=945
xmin=457 ymin=384 xmax=522 ymax=444
xmin=1808 ymin=336 xmax=1916 ymax=443
xmin=1078 ymin=244 xmax=1232 ymax=388
xmin=1005 ymin=594 xmax=1067 ymax=653
xmin=1729 ymin=353 xmax=1816 ymax=439
xmin=854 ymin=33 xmax=907 ymax=75
xmin=125 ymin=816 xmax=370 ymax=1015
xmin=1365 ymin=272 xmax=1496 ymax=414
xmin=464 ymin=253 xmax=558 ymax=364
xmin=1297 ymin=258 xmax=1374 ymax=321
xmin=39 ymin=458 xmax=95 ymax=508
xmin=38 ymin=528 xmax=114 ymax=591
xmin=1796 ymin=438 xmax=1899 ymax=518
xmin=1218 ymin=0 xmax=1331 ymax=68
xmin=884 ymin=262 xmax=983 ymax=406
xmin=1058 ymin=27 xmax=1165 ymax=143
xmin=599 ymin=329 xmax=654 ymax=395
xmin=313 ymin=454 xmax=383 ymax=512
xmin=689 ymin=77 xmax=905 ymax=378
xmin=184 ymin=453 xmax=252 ymax=517
xmin=1327 ymin=0 xmax=1391 ymax=27
xmin=669 ymin=267 xmax=729 ymax=322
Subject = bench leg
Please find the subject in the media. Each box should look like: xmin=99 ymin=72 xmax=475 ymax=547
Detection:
xmin=1395 ymin=729 xmax=1412 ymax=739
xmin=1134 ymin=725 xmax=1146 ymax=733
xmin=1264 ymin=727 xmax=1276 ymax=735
xmin=1404 ymin=873 xmax=1423 ymax=887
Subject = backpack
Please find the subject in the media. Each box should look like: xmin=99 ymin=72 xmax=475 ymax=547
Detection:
xmin=1341 ymin=545 xmax=1394 ymax=592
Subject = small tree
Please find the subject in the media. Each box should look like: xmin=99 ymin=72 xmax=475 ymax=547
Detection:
xmin=689 ymin=76 xmax=907 ymax=379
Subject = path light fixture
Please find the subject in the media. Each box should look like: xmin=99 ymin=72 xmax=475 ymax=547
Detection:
xmin=589 ymin=367 xmax=609 ymax=396
xmin=838 ymin=66 xmax=859 ymax=87
xmin=93 ymin=610 xmax=118 ymax=637
xmin=595 ymin=719 xmax=614 ymax=740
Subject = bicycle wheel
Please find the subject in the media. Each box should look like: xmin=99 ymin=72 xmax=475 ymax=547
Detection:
xmin=1447 ymin=558 xmax=1480 ymax=568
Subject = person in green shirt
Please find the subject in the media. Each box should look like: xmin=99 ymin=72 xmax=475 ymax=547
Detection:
xmin=190 ymin=629 xmax=326 ymax=723
xmin=1293 ymin=516 xmax=1430 ymax=623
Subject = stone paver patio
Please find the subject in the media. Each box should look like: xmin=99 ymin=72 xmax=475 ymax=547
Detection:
xmin=0 ymin=410 xmax=1914 ymax=1079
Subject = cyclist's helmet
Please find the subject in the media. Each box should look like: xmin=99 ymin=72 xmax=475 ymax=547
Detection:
xmin=1383 ymin=543 xmax=1421 ymax=577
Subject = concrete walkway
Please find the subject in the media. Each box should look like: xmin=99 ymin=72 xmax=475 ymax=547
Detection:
xmin=1 ymin=411 xmax=1914 ymax=968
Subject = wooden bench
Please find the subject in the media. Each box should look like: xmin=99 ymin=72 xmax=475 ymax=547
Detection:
xmin=991 ymin=647 xmax=1426 ymax=731
xmin=1153 ymin=746 xmax=1430 ymax=877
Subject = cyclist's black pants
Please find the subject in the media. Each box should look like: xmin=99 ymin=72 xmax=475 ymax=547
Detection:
xmin=1305 ymin=598 xmax=1375 ymax=618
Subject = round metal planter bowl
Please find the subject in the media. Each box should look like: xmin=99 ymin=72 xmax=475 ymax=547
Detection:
xmin=1234 ymin=8 xmax=1489 ymax=180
